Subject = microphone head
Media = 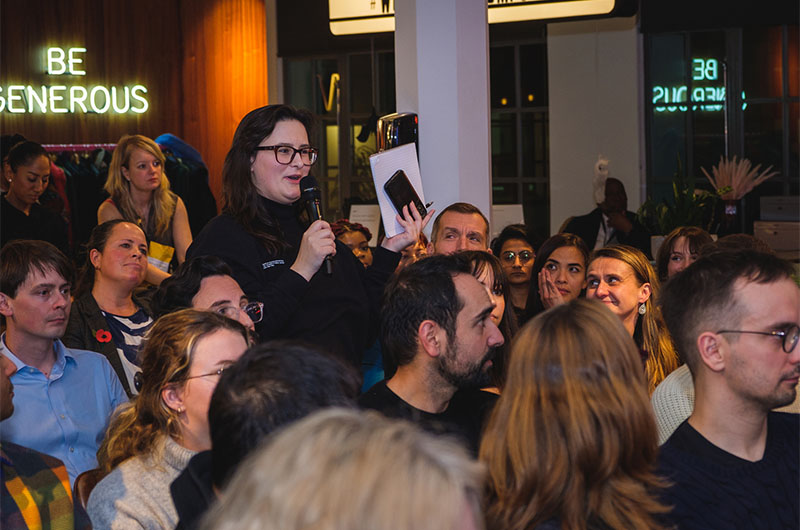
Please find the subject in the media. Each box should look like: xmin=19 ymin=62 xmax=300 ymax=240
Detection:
xmin=300 ymin=175 xmax=320 ymax=196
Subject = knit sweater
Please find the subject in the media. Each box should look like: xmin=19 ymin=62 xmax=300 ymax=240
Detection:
xmin=87 ymin=436 xmax=196 ymax=530
xmin=651 ymin=364 xmax=800 ymax=444
xmin=658 ymin=412 xmax=799 ymax=529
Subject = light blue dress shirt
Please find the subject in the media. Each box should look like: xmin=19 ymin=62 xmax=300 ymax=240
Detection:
xmin=0 ymin=334 xmax=128 ymax=485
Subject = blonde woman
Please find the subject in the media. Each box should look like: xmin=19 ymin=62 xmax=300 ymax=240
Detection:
xmin=586 ymin=245 xmax=679 ymax=393
xmin=99 ymin=134 xmax=192 ymax=285
xmin=201 ymin=409 xmax=485 ymax=530
xmin=87 ymin=309 xmax=249 ymax=530
xmin=480 ymin=299 xmax=669 ymax=530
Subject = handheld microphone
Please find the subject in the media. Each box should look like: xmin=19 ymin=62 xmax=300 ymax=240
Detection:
xmin=300 ymin=175 xmax=333 ymax=275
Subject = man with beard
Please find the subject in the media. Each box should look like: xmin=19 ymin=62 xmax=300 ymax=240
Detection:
xmin=658 ymin=249 xmax=800 ymax=529
xmin=359 ymin=254 xmax=504 ymax=454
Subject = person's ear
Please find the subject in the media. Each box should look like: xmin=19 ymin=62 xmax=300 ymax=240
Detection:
xmin=0 ymin=293 xmax=13 ymax=318
xmin=121 ymin=165 xmax=130 ymax=181
xmin=161 ymin=384 xmax=186 ymax=414
xmin=426 ymin=240 xmax=435 ymax=255
xmin=697 ymin=331 xmax=725 ymax=373
xmin=89 ymin=248 xmax=102 ymax=270
xmin=418 ymin=320 xmax=444 ymax=358
xmin=638 ymin=282 xmax=652 ymax=304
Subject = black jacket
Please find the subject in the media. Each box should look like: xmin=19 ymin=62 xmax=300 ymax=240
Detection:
xmin=187 ymin=197 xmax=400 ymax=367
xmin=63 ymin=292 xmax=150 ymax=397
xmin=171 ymin=451 xmax=214 ymax=530
xmin=563 ymin=207 xmax=652 ymax=258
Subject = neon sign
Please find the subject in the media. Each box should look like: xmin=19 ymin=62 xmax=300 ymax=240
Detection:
xmin=0 ymin=47 xmax=149 ymax=114
xmin=652 ymin=58 xmax=746 ymax=113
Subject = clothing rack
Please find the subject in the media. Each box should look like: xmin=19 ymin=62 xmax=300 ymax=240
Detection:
xmin=42 ymin=143 xmax=116 ymax=152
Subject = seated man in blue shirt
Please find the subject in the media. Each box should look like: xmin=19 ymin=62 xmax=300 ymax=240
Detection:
xmin=0 ymin=240 xmax=127 ymax=485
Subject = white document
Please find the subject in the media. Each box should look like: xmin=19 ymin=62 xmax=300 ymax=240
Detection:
xmin=348 ymin=204 xmax=382 ymax=246
xmin=369 ymin=143 xmax=426 ymax=238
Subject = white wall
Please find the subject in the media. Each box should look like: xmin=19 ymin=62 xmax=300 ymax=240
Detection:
xmin=547 ymin=16 xmax=645 ymax=235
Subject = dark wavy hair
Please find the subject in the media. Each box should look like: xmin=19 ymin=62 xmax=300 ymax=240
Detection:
xmin=222 ymin=104 xmax=316 ymax=254
xmin=6 ymin=140 xmax=47 ymax=172
xmin=490 ymin=224 xmax=541 ymax=257
xmin=150 ymin=255 xmax=234 ymax=319
xmin=526 ymin=233 xmax=590 ymax=319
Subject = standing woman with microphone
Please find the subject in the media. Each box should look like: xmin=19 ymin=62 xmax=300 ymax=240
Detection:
xmin=188 ymin=105 xmax=430 ymax=367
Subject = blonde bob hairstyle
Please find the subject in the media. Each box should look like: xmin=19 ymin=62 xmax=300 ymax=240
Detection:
xmin=105 ymin=134 xmax=176 ymax=239
xmin=589 ymin=245 xmax=679 ymax=393
xmin=480 ymin=299 xmax=669 ymax=530
xmin=97 ymin=309 xmax=249 ymax=473
xmin=201 ymin=408 xmax=485 ymax=530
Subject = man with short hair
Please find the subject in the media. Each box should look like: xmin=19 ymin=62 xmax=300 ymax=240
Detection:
xmin=658 ymin=249 xmax=799 ymax=529
xmin=150 ymin=255 xmax=259 ymax=332
xmin=171 ymin=340 xmax=359 ymax=529
xmin=427 ymin=202 xmax=490 ymax=255
xmin=359 ymin=254 xmax=504 ymax=453
xmin=563 ymin=177 xmax=651 ymax=257
xmin=0 ymin=240 xmax=127 ymax=484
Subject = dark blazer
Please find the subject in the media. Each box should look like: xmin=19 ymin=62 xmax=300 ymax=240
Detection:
xmin=563 ymin=207 xmax=652 ymax=258
xmin=63 ymin=292 xmax=150 ymax=397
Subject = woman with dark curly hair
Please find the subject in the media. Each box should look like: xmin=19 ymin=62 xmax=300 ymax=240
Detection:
xmin=331 ymin=218 xmax=373 ymax=267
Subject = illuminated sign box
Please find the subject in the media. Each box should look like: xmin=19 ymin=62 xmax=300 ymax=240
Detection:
xmin=0 ymin=47 xmax=149 ymax=115
xmin=329 ymin=0 xmax=618 ymax=35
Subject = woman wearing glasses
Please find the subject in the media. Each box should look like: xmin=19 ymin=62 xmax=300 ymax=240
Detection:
xmin=188 ymin=104 xmax=430 ymax=367
xmin=491 ymin=224 xmax=538 ymax=325
xmin=99 ymin=134 xmax=193 ymax=286
xmin=64 ymin=220 xmax=154 ymax=397
xmin=88 ymin=309 xmax=249 ymax=530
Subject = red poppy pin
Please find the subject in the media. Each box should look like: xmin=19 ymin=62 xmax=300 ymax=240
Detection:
xmin=96 ymin=329 xmax=112 ymax=343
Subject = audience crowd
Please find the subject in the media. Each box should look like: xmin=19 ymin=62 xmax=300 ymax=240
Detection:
xmin=1 ymin=105 xmax=798 ymax=530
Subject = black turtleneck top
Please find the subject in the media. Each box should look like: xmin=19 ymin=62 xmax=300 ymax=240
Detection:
xmin=187 ymin=197 xmax=400 ymax=367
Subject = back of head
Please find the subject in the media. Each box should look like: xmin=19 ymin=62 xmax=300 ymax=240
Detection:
xmin=1 ymin=239 xmax=74 ymax=298
xmin=208 ymin=340 xmax=360 ymax=488
xmin=660 ymin=249 xmax=793 ymax=375
xmin=6 ymin=140 xmax=46 ymax=172
xmin=381 ymin=253 xmax=472 ymax=368
xmin=701 ymin=233 xmax=774 ymax=256
xmin=430 ymin=202 xmax=489 ymax=244
xmin=201 ymin=408 xmax=484 ymax=530
xmin=655 ymin=226 xmax=714 ymax=281
xmin=97 ymin=309 xmax=249 ymax=472
xmin=481 ymin=299 xmax=666 ymax=530
xmin=150 ymin=255 xmax=233 ymax=319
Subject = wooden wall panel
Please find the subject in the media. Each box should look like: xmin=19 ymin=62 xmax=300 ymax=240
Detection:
xmin=179 ymin=0 xmax=269 ymax=205
xmin=0 ymin=0 xmax=270 ymax=202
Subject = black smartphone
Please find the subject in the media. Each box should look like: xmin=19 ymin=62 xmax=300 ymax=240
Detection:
xmin=383 ymin=169 xmax=427 ymax=218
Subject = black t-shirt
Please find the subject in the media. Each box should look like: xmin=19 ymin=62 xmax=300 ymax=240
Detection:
xmin=1 ymin=195 xmax=69 ymax=255
xmin=359 ymin=380 xmax=498 ymax=455
xmin=658 ymin=412 xmax=800 ymax=529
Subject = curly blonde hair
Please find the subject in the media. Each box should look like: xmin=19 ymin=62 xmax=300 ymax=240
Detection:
xmin=105 ymin=134 xmax=176 ymax=239
xmin=96 ymin=309 xmax=249 ymax=473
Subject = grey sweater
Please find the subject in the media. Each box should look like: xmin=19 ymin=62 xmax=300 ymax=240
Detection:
xmin=88 ymin=436 xmax=196 ymax=529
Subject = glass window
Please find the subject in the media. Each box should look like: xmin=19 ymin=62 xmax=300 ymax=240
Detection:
xmin=491 ymin=112 xmax=517 ymax=180
xmin=492 ymin=183 xmax=518 ymax=204
xmin=520 ymin=44 xmax=548 ymax=107
xmin=789 ymin=26 xmax=799 ymax=97
xmin=743 ymin=102 xmax=784 ymax=174
xmin=743 ymin=26 xmax=784 ymax=99
xmin=490 ymin=46 xmax=516 ymax=108
xmin=349 ymin=54 xmax=373 ymax=114
xmin=522 ymin=182 xmax=549 ymax=239
xmin=521 ymin=112 xmax=548 ymax=178
xmin=284 ymin=59 xmax=315 ymax=111
xmin=378 ymin=52 xmax=396 ymax=114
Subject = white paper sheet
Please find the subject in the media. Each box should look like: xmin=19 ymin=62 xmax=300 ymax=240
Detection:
xmin=369 ymin=143 xmax=426 ymax=238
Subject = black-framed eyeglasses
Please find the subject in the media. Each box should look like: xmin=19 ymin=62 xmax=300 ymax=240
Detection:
xmin=501 ymin=250 xmax=533 ymax=264
xmin=254 ymin=145 xmax=318 ymax=166
xmin=185 ymin=367 xmax=227 ymax=381
xmin=217 ymin=301 xmax=264 ymax=324
xmin=716 ymin=324 xmax=800 ymax=353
